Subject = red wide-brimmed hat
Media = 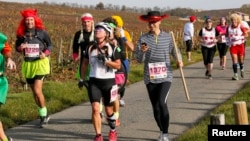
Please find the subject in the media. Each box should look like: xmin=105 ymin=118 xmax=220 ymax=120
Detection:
xmin=20 ymin=8 xmax=37 ymax=18
xmin=139 ymin=11 xmax=168 ymax=22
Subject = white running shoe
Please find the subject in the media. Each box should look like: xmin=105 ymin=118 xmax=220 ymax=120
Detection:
xmin=119 ymin=99 xmax=125 ymax=107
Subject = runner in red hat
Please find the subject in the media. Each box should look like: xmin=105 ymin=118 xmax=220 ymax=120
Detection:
xmin=136 ymin=11 xmax=183 ymax=141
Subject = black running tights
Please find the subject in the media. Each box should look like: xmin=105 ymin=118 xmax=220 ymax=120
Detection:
xmin=146 ymin=81 xmax=171 ymax=134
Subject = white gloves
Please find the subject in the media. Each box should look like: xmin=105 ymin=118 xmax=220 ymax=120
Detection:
xmin=7 ymin=58 xmax=16 ymax=70
xmin=119 ymin=28 xmax=125 ymax=38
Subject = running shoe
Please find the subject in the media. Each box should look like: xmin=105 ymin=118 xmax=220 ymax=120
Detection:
xmin=162 ymin=135 xmax=169 ymax=141
xmin=39 ymin=115 xmax=50 ymax=128
xmin=158 ymin=133 xmax=169 ymax=141
xmin=207 ymin=74 xmax=212 ymax=80
xmin=115 ymin=119 xmax=120 ymax=127
xmin=7 ymin=136 xmax=13 ymax=141
xmin=232 ymin=75 xmax=239 ymax=80
xmin=94 ymin=134 xmax=103 ymax=141
xmin=222 ymin=66 xmax=225 ymax=70
xmin=119 ymin=99 xmax=125 ymax=107
xmin=205 ymin=70 xmax=209 ymax=76
xmin=100 ymin=112 xmax=106 ymax=123
xmin=241 ymin=70 xmax=244 ymax=78
xmin=109 ymin=130 xmax=117 ymax=141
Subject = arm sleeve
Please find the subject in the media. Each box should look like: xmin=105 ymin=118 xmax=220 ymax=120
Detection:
xmin=15 ymin=36 xmax=24 ymax=52
xmin=170 ymin=36 xmax=182 ymax=61
xmin=2 ymin=42 xmax=11 ymax=55
xmin=43 ymin=30 xmax=53 ymax=52
xmin=72 ymin=31 xmax=80 ymax=54
xmin=198 ymin=29 xmax=203 ymax=37
xmin=135 ymin=37 xmax=146 ymax=63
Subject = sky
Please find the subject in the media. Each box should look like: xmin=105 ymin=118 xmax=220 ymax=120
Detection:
xmin=1 ymin=0 xmax=250 ymax=10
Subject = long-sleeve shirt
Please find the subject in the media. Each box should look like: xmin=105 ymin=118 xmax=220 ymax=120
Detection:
xmin=15 ymin=29 xmax=53 ymax=61
xmin=136 ymin=31 xmax=181 ymax=84
xmin=72 ymin=30 xmax=93 ymax=62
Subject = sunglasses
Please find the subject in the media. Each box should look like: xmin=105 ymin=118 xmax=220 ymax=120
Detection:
xmin=95 ymin=27 xmax=105 ymax=32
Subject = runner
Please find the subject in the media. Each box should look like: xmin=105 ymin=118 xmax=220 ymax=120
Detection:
xmin=102 ymin=16 xmax=128 ymax=127
xmin=15 ymin=8 xmax=53 ymax=128
xmin=78 ymin=22 xmax=121 ymax=141
xmin=0 ymin=32 xmax=16 ymax=141
xmin=183 ymin=15 xmax=196 ymax=62
xmin=72 ymin=13 xmax=94 ymax=80
xmin=238 ymin=13 xmax=250 ymax=62
xmin=215 ymin=17 xmax=229 ymax=70
xmin=226 ymin=13 xmax=248 ymax=80
xmin=111 ymin=15 xmax=134 ymax=106
xmin=198 ymin=17 xmax=218 ymax=79
xmin=136 ymin=11 xmax=183 ymax=141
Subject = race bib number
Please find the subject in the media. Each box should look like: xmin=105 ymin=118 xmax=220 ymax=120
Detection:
xmin=110 ymin=85 xmax=118 ymax=103
xmin=25 ymin=44 xmax=40 ymax=57
xmin=221 ymin=35 xmax=226 ymax=43
xmin=148 ymin=62 xmax=167 ymax=80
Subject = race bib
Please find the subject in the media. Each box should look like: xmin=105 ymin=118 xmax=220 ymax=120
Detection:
xmin=110 ymin=85 xmax=118 ymax=103
xmin=221 ymin=35 xmax=226 ymax=43
xmin=148 ymin=62 xmax=167 ymax=80
xmin=25 ymin=44 xmax=40 ymax=57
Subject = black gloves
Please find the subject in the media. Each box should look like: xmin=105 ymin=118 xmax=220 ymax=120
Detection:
xmin=78 ymin=79 xmax=86 ymax=89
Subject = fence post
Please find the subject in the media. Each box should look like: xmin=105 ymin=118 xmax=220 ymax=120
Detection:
xmin=210 ymin=114 xmax=225 ymax=125
xmin=233 ymin=101 xmax=249 ymax=125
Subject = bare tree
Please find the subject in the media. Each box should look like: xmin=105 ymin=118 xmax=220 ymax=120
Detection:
xmin=121 ymin=5 xmax=126 ymax=11
xmin=96 ymin=2 xmax=104 ymax=10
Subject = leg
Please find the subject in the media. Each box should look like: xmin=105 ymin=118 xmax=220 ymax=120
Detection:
xmin=187 ymin=51 xmax=191 ymax=61
xmin=119 ymin=87 xmax=126 ymax=107
xmin=30 ymin=78 xmax=50 ymax=127
xmin=146 ymin=83 xmax=163 ymax=131
xmin=103 ymin=88 xmax=117 ymax=141
xmin=158 ymin=82 xmax=171 ymax=134
xmin=106 ymin=104 xmax=117 ymax=141
xmin=231 ymin=50 xmax=239 ymax=80
xmin=0 ymin=121 xmax=11 ymax=141
xmin=207 ymin=47 xmax=216 ymax=79
xmin=88 ymin=81 xmax=104 ymax=140
xmin=92 ymin=102 xmax=102 ymax=135
xmin=201 ymin=46 xmax=209 ymax=77
xmin=186 ymin=40 xmax=193 ymax=61
xmin=30 ymin=79 xmax=46 ymax=108
xmin=146 ymin=82 xmax=171 ymax=141
xmin=0 ymin=121 xmax=7 ymax=141
xmin=222 ymin=44 xmax=229 ymax=69
xmin=113 ymin=96 xmax=120 ymax=126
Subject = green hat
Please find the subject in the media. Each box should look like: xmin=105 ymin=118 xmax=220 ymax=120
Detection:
xmin=0 ymin=33 xmax=7 ymax=47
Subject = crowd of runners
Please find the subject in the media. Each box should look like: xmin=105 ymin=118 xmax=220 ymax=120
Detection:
xmin=0 ymin=7 xmax=250 ymax=141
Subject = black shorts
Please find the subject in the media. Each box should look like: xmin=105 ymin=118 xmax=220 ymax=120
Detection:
xmin=185 ymin=40 xmax=193 ymax=52
xmin=26 ymin=75 xmax=46 ymax=84
xmin=88 ymin=78 xmax=115 ymax=106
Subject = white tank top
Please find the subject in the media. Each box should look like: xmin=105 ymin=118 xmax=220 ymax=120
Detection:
xmin=228 ymin=25 xmax=244 ymax=46
xmin=88 ymin=43 xmax=115 ymax=79
xmin=201 ymin=28 xmax=216 ymax=48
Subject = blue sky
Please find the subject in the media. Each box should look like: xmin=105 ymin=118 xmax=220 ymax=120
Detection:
xmin=2 ymin=0 xmax=250 ymax=10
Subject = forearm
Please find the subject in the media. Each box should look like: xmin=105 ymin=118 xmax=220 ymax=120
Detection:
xmin=106 ymin=59 xmax=121 ymax=70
